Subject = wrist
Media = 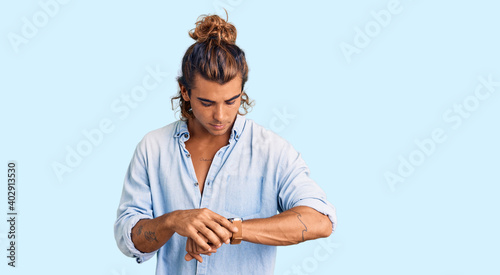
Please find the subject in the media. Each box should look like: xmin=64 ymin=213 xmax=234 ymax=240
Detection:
xmin=240 ymin=219 xmax=246 ymax=242
xmin=228 ymin=218 xmax=243 ymax=244
xmin=162 ymin=211 xmax=177 ymax=232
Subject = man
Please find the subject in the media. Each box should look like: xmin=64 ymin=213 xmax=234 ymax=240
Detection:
xmin=114 ymin=13 xmax=337 ymax=274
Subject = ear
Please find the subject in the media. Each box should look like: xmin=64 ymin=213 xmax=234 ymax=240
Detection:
xmin=179 ymin=82 xmax=190 ymax=102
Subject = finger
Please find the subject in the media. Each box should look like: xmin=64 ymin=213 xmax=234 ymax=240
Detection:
xmin=190 ymin=252 xmax=203 ymax=263
xmin=194 ymin=242 xmax=217 ymax=254
xmin=186 ymin=251 xmax=201 ymax=262
xmin=205 ymin=220 xmax=233 ymax=244
xmin=188 ymin=237 xmax=213 ymax=255
xmin=191 ymin=233 xmax=212 ymax=254
xmin=190 ymin=211 xmax=236 ymax=244
xmin=200 ymin=242 xmax=217 ymax=253
xmin=191 ymin=231 xmax=213 ymax=251
xmin=197 ymin=226 xmax=225 ymax=248
xmin=211 ymin=214 xmax=239 ymax=233
xmin=186 ymin=237 xmax=194 ymax=254
xmin=187 ymin=237 xmax=213 ymax=256
xmin=195 ymin=234 xmax=210 ymax=254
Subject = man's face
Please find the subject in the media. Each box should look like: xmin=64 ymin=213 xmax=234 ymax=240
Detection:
xmin=181 ymin=74 xmax=242 ymax=136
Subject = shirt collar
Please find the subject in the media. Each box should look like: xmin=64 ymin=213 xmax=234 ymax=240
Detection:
xmin=174 ymin=119 xmax=190 ymax=139
xmin=174 ymin=114 xmax=246 ymax=141
xmin=230 ymin=114 xmax=245 ymax=141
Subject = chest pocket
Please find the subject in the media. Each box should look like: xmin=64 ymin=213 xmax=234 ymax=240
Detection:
xmin=224 ymin=174 xmax=264 ymax=218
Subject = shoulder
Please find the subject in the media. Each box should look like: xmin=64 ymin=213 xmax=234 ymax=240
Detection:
xmin=137 ymin=120 xmax=181 ymax=149
xmin=243 ymin=117 xmax=293 ymax=152
xmin=244 ymin=118 xmax=283 ymax=140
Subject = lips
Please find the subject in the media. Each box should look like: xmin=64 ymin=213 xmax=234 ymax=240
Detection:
xmin=210 ymin=124 xmax=224 ymax=130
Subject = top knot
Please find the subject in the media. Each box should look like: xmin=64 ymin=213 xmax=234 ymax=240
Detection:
xmin=188 ymin=10 xmax=237 ymax=44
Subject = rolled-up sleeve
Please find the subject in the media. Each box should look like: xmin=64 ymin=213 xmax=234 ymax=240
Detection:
xmin=114 ymin=137 xmax=157 ymax=263
xmin=276 ymin=141 xmax=337 ymax=233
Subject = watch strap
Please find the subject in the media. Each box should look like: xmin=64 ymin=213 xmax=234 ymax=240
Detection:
xmin=228 ymin=218 xmax=243 ymax=245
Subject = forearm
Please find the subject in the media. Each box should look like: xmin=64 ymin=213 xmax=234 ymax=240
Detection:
xmin=133 ymin=208 xmax=237 ymax=255
xmin=131 ymin=213 xmax=175 ymax=253
xmin=241 ymin=206 xmax=332 ymax=246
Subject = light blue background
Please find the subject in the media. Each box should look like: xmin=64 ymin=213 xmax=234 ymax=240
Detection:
xmin=1 ymin=0 xmax=499 ymax=274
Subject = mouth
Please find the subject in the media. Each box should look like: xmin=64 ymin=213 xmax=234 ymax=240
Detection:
xmin=210 ymin=124 xmax=225 ymax=130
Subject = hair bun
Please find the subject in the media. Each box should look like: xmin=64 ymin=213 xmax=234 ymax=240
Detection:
xmin=189 ymin=11 xmax=237 ymax=44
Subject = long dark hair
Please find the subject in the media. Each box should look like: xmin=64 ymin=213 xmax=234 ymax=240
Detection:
xmin=171 ymin=10 xmax=254 ymax=120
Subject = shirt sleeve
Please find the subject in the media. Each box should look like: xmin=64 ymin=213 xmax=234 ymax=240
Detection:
xmin=276 ymin=141 xmax=337 ymax=233
xmin=114 ymin=136 xmax=157 ymax=263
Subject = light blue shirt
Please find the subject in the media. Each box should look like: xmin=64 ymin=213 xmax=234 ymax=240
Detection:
xmin=114 ymin=114 xmax=337 ymax=274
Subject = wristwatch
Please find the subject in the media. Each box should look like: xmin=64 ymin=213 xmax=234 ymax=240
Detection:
xmin=228 ymin=218 xmax=243 ymax=244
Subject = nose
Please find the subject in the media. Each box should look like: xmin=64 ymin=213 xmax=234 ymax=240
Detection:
xmin=213 ymin=103 xmax=224 ymax=123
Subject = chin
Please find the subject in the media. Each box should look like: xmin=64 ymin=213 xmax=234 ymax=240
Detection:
xmin=208 ymin=128 xmax=228 ymax=136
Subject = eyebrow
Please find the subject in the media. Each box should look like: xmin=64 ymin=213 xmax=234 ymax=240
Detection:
xmin=196 ymin=93 xmax=241 ymax=103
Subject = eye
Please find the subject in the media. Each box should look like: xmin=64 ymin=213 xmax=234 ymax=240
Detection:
xmin=201 ymin=102 xmax=212 ymax=107
xmin=226 ymin=101 xmax=236 ymax=105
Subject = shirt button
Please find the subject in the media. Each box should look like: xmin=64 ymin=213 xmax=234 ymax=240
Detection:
xmin=184 ymin=134 xmax=188 ymax=138
xmin=186 ymin=154 xmax=191 ymax=158
xmin=236 ymin=135 xmax=239 ymax=139
xmin=194 ymin=182 xmax=199 ymax=186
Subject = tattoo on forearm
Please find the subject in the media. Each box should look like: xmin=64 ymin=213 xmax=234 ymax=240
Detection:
xmin=144 ymin=231 xmax=159 ymax=243
xmin=132 ymin=225 xmax=143 ymax=239
xmin=291 ymin=210 xmax=308 ymax=242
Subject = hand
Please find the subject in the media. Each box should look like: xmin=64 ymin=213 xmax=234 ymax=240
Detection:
xmin=184 ymin=233 xmax=221 ymax=263
xmin=168 ymin=208 xmax=238 ymax=251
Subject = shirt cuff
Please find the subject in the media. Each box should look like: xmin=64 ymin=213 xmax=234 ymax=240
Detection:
xmin=123 ymin=214 xmax=157 ymax=263
xmin=293 ymin=198 xmax=337 ymax=233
